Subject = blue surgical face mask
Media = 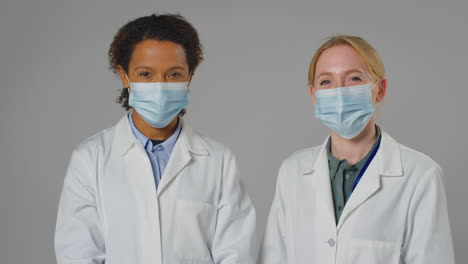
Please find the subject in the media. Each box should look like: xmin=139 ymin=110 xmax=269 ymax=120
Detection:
xmin=314 ymin=82 xmax=378 ymax=139
xmin=126 ymin=76 xmax=189 ymax=128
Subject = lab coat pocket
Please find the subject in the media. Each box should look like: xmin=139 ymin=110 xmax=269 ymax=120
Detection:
xmin=173 ymin=199 xmax=217 ymax=263
xmin=347 ymin=239 xmax=400 ymax=264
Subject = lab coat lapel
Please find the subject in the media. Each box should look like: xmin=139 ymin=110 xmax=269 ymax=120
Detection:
xmin=113 ymin=114 xmax=163 ymax=263
xmin=157 ymin=120 xmax=209 ymax=196
xmin=156 ymin=126 xmax=191 ymax=197
xmin=304 ymin=136 xmax=337 ymax=227
xmin=336 ymin=131 xmax=403 ymax=231
xmin=336 ymin=152 xmax=380 ymax=231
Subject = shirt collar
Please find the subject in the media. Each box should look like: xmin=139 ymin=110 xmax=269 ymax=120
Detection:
xmin=127 ymin=110 xmax=182 ymax=155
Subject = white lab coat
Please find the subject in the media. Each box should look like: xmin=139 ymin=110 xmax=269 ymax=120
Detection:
xmin=55 ymin=115 xmax=257 ymax=264
xmin=259 ymin=131 xmax=454 ymax=264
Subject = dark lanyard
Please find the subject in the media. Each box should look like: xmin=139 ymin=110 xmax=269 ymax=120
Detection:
xmin=352 ymin=136 xmax=382 ymax=192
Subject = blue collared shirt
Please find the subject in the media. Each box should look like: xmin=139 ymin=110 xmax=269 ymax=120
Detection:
xmin=128 ymin=110 xmax=182 ymax=188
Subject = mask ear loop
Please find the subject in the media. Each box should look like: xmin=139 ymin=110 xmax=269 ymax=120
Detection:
xmin=371 ymin=78 xmax=384 ymax=101
xmin=177 ymin=76 xmax=192 ymax=118
xmin=123 ymin=73 xmax=134 ymax=114
xmin=310 ymin=81 xmax=317 ymax=96
xmin=374 ymin=78 xmax=386 ymax=103
xmin=371 ymin=78 xmax=382 ymax=90
xmin=186 ymin=73 xmax=193 ymax=94
xmin=124 ymin=73 xmax=132 ymax=90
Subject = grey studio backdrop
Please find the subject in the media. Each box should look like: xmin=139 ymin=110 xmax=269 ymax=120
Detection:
xmin=1 ymin=0 xmax=467 ymax=263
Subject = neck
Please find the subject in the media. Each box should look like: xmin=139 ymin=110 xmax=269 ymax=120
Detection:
xmin=330 ymin=120 xmax=377 ymax=165
xmin=131 ymin=110 xmax=179 ymax=140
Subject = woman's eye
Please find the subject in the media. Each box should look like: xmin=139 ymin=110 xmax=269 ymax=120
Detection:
xmin=351 ymin=76 xmax=362 ymax=82
xmin=168 ymin=72 xmax=182 ymax=78
xmin=139 ymin=71 xmax=150 ymax=77
xmin=320 ymin=80 xmax=330 ymax=86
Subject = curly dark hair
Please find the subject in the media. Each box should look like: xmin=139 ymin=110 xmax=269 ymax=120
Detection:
xmin=108 ymin=13 xmax=204 ymax=110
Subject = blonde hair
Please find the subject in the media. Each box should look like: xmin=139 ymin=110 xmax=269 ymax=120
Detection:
xmin=308 ymin=35 xmax=385 ymax=85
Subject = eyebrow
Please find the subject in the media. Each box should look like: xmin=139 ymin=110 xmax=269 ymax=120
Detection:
xmin=166 ymin=66 xmax=186 ymax=72
xmin=132 ymin=65 xmax=186 ymax=72
xmin=316 ymin=69 xmax=364 ymax=79
xmin=133 ymin=65 xmax=152 ymax=71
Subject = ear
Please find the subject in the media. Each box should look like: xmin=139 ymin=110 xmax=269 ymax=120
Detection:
xmin=116 ymin=65 xmax=130 ymax=89
xmin=309 ymin=82 xmax=317 ymax=105
xmin=376 ymin=76 xmax=387 ymax=102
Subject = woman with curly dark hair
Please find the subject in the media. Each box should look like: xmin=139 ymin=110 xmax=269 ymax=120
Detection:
xmin=55 ymin=13 xmax=257 ymax=264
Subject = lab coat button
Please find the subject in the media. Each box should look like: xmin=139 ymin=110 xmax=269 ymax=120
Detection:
xmin=328 ymin=238 xmax=335 ymax=247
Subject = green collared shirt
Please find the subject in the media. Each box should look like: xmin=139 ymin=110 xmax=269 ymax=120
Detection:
xmin=327 ymin=125 xmax=381 ymax=224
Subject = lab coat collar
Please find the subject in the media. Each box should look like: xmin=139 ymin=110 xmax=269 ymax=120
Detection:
xmin=301 ymin=135 xmax=330 ymax=175
xmin=113 ymin=113 xmax=210 ymax=196
xmin=378 ymin=131 xmax=403 ymax=177
xmin=113 ymin=113 xmax=210 ymax=157
xmin=302 ymin=130 xmax=403 ymax=177
xmin=301 ymin=129 xmax=403 ymax=230
xmin=180 ymin=121 xmax=210 ymax=156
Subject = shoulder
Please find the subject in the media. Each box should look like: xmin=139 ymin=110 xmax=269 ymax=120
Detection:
xmin=399 ymin=143 xmax=445 ymax=188
xmin=399 ymin=143 xmax=441 ymax=171
xmin=390 ymin=140 xmax=449 ymax=209
xmin=70 ymin=124 xmax=116 ymax=162
xmin=199 ymin=133 xmax=231 ymax=155
xmin=64 ymin=123 xmax=118 ymax=187
xmin=382 ymin=131 xmax=444 ymax=185
xmin=281 ymin=145 xmax=323 ymax=171
xmin=183 ymin=124 xmax=235 ymax=162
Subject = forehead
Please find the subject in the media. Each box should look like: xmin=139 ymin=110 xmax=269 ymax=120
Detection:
xmin=129 ymin=39 xmax=188 ymax=68
xmin=315 ymin=45 xmax=367 ymax=74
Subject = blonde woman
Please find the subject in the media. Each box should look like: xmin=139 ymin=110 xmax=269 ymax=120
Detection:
xmin=259 ymin=35 xmax=454 ymax=264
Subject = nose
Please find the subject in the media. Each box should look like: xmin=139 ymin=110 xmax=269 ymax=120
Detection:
xmin=335 ymin=78 xmax=345 ymax=89
xmin=335 ymin=78 xmax=346 ymax=88
xmin=153 ymin=73 xmax=166 ymax=83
